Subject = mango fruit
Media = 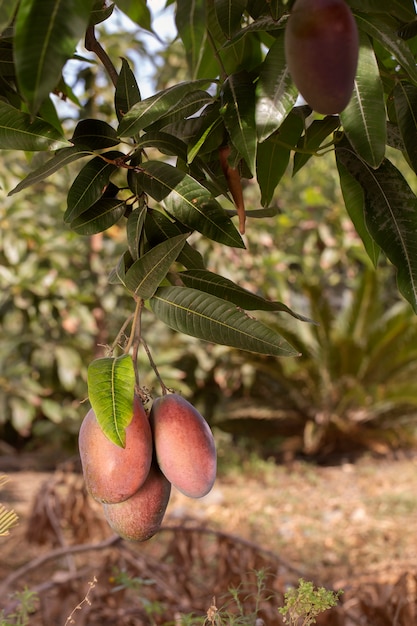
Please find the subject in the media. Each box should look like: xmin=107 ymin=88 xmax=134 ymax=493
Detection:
xmin=78 ymin=395 xmax=153 ymax=504
xmin=150 ymin=394 xmax=216 ymax=498
xmin=284 ymin=0 xmax=359 ymax=114
xmin=102 ymin=461 xmax=171 ymax=541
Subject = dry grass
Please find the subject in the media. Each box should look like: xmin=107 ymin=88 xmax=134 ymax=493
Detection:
xmin=1 ymin=450 xmax=417 ymax=624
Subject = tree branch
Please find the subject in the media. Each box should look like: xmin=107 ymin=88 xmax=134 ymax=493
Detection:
xmin=85 ymin=26 xmax=119 ymax=88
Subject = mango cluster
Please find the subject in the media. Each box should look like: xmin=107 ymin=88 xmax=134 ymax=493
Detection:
xmin=285 ymin=0 xmax=359 ymax=115
xmin=78 ymin=393 xmax=217 ymax=542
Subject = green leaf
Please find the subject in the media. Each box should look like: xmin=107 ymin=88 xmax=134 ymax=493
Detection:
xmin=135 ymin=131 xmax=189 ymax=161
xmin=72 ymin=119 xmax=120 ymax=150
xmin=115 ymin=58 xmax=141 ymax=121
xmin=350 ymin=0 xmax=416 ymax=21
xmin=125 ymin=234 xmax=189 ymax=299
xmin=214 ymin=0 xmax=247 ymax=38
xmin=336 ymin=158 xmax=380 ymax=267
xmin=145 ymin=208 xmax=206 ymax=269
xmin=0 ymin=0 xmax=19 ymax=33
xmin=257 ymin=111 xmax=304 ymax=206
xmin=87 ymin=355 xmax=136 ymax=448
xmin=221 ymin=71 xmax=257 ymax=174
xmin=340 ymin=31 xmax=386 ymax=168
xmin=64 ymin=151 xmax=124 ymax=223
xmin=117 ymin=79 xmax=213 ymax=137
xmin=146 ymin=90 xmax=214 ymax=133
xmin=135 ymin=160 xmax=245 ymax=248
xmin=394 ymin=82 xmax=417 ymax=173
xmin=256 ymin=34 xmax=298 ymax=143
xmin=178 ymin=269 xmax=314 ymax=322
xmin=14 ymin=0 xmax=94 ymax=115
xmin=354 ymin=13 xmax=417 ymax=86
xmin=127 ymin=205 xmax=147 ymax=260
xmin=336 ymin=143 xmax=417 ymax=312
xmin=150 ymin=285 xmax=300 ymax=356
xmin=0 ymin=101 xmax=69 ymax=151
xmin=293 ymin=116 xmax=340 ymax=175
xmin=8 ymin=146 xmax=92 ymax=195
xmin=176 ymin=0 xmax=219 ymax=79
xmin=70 ymin=197 xmax=126 ymax=235
xmin=114 ymin=0 xmax=152 ymax=31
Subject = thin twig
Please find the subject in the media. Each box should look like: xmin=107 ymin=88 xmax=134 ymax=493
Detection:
xmin=0 ymin=535 xmax=120 ymax=597
xmin=85 ymin=25 xmax=119 ymax=87
xmin=141 ymin=336 xmax=170 ymax=395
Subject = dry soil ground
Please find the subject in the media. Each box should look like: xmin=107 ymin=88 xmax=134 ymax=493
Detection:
xmin=1 ymin=451 xmax=417 ymax=624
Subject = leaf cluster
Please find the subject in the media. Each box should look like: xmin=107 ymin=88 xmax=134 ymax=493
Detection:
xmin=2 ymin=0 xmax=417 ymax=357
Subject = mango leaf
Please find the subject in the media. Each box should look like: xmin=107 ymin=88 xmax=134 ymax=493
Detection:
xmin=127 ymin=205 xmax=147 ymax=260
xmin=221 ymin=71 xmax=257 ymax=175
xmin=336 ymin=158 xmax=380 ymax=267
xmin=124 ymin=234 xmax=189 ymax=299
xmin=256 ymin=34 xmax=298 ymax=143
xmin=293 ymin=116 xmax=340 ymax=175
xmin=394 ymin=82 xmax=417 ymax=173
xmin=117 ymin=79 xmax=212 ymax=137
xmin=8 ymin=146 xmax=92 ymax=195
xmin=0 ymin=0 xmax=20 ymax=34
xmin=70 ymin=197 xmax=126 ymax=235
xmin=146 ymin=90 xmax=214 ymax=133
xmin=64 ymin=151 xmax=124 ymax=223
xmin=114 ymin=0 xmax=152 ymax=31
xmin=72 ymin=119 xmax=120 ymax=149
xmin=178 ymin=269 xmax=314 ymax=322
xmin=135 ymin=160 xmax=244 ymax=248
xmin=0 ymin=101 xmax=69 ymax=151
xmin=214 ymin=0 xmax=247 ymax=38
xmin=336 ymin=143 xmax=417 ymax=312
xmin=115 ymin=58 xmax=141 ymax=122
xmin=135 ymin=130 xmax=188 ymax=161
xmin=257 ymin=111 xmax=304 ymax=206
xmin=354 ymin=13 xmax=417 ymax=86
xmin=145 ymin=208 xmax=206 ymax=269
xmin=340 ymin=32 xmax=386 ymax=168
xmin=176 ymin=0 xmax=219 ymax=79
xmin=14 ymin=0 xmax=94 ymax=115
xmin=87 ymin=354 xmax=136 ymax=448
xmin=150 ymin=286 xmax=300 ymax=356
xmin=349 ymin=0 xmax=415 ymax=21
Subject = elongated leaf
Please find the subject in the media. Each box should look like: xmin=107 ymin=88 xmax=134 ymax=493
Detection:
xmin=146 ymin=90 xmax=214 ymax=132
xmin=150 ymin=286 xmax=300 ymax=356
xmin=350 ymin=0 xmax=415 ymax=21
xmin=70 ymin=197 xmax=126 ymax=235
xmin=87 ymin=354 xmax=136 ymax=447
xmin=394 ymin=81 xmax=417 ymax=173
xmin=221 ymin=71 xmax=257 ymax=174
xmin=178 ymin=269 xmax=314 ymax=322
xmin=340 ymin=32 xmax=386 ymax=168
xmin=214 ymin=0 xmax=247 ymax=38
xmin=255 ymin=34 xmax=298 ymax=142
xmin=0 ymin=0 xmax=20 ymax=33
xmin=257 ymin=111 xmax=304 ymax=206
xmin=176 ymin=0 xmax=219 ymax=79
xmin=8 ymin=146 xmax=92 ymax=195
xmin=125 ymin=234 xmax=188 ymax=298
xmin=135 ymin=160 xmax=244 ymax=248
xmin=14 ymin=0 xmax=94 ymax=115
xmin=72 ymin=119 xmax=120 ymax=149
xmin=135 ymin=130 xmax=188 ymax=161
xmin=115 ymin=58 xmax=141 ymax=122
xmin=145 ymin=208 xmax=206 ymax=269
xmin=64 ymin=151 xmax=124 ymax=223
xmin=0 ymin=101 xmax=69 ymax=151
xmin=293 ymin=116 xmax=340 ymax=175
xmin=354 ymin=13 xmax=417 ymax=86
xmin=114 ymin=0 xmax=152 ymax=31
xmin=127 ymin=205 xmax=147 ymax=260
xmin=336 ymin=143 xmax=417 ymax=312
xmin=336 ymin=158 xmax=380 ymax=267
xmin=117 ymin=79 xmax=212 ymax=137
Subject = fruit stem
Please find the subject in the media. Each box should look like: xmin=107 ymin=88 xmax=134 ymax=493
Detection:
xmin=126 ymin=297 xmax=144 ymax=388
xmin=140 ymin=337 xmax=170 ymax=395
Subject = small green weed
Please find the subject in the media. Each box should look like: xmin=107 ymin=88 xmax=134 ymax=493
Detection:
xmin=278 ymin=578 xmax=342 ymax=626
xmin=0 ymin=588 xmax=38 ymax=626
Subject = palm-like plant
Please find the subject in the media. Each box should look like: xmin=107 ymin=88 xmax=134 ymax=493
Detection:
xmin=212 ymin=269 xmax=417 ymax=456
